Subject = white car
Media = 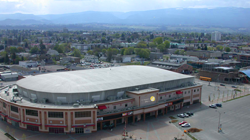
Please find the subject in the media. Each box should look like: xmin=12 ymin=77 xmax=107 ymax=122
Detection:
xmin=181 ymin=123 xmax=191 ymax=127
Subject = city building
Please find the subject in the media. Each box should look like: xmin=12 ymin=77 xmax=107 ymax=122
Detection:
xmin=19 ymin=61 xmax=38 ymax=68
xmin=0 ymin=71 xmax=19 ymax=81
xmin=211 ymin=31 xmax=221 ymax=41
xmin=237 ymin=54 xmax=250 ymax=67
xmin=0 ymin=66 xmax=202 ymax=134
xmin=186 ymin=50 xmax=222 ymax=59
xmin=199 ymin=66 xmax=240 ymax=83
xmin=149 ymin=61 xmax=193 ymax=74
xmin=170 ymin=55 xmax=199 ymax=61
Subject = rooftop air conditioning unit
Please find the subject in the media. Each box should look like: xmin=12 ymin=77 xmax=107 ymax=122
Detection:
xmin=73 ymin=103 xmax=80 ymax=107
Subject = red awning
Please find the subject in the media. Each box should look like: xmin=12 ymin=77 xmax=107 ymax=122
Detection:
xmin=22 ymin=122 xmax=41 ymax=126
xmin=98 ymin=105 xmax=107 ymax=110
xmin=176 ymin=91 xmax=183 ymax=94
xmin=7 ymin=117 xmax=21 ymax=122
xmin=0 ymin=113 xmax=8 ymax=117
xmin=45 ymin=124 xmax=67 ymax=128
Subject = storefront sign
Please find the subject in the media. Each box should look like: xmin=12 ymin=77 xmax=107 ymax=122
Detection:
xmin=165 ymin=102 xmax=173 ymax=106
xmin=128 ymin=111 xmax=133 ymax=115
xmin=97 ymin=117 xmax=103 ymax=121
xmin=122 ymin=113 xmax=128 ymax=116
xmin=85 ymin=129 xmax=91 ymax=133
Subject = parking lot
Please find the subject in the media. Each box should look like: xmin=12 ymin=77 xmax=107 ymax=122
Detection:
xmin=174 ymin=94 xmax=250 ymax=140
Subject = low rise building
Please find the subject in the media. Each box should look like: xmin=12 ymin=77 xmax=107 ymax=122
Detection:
xmin=149 ymin=61 xmax=193 ymax=74
xmin=19 ymin=61 xmax=38 ymax=68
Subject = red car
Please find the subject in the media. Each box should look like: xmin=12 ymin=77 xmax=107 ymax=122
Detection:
xmin=179 ymin=121 xmax=187 ymax=125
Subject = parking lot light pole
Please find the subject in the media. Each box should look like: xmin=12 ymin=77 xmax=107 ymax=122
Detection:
xmin=216 ymin=110 xmax=225 ymax=132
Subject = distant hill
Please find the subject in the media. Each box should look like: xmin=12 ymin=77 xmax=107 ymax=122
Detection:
xmin=0 ymin=19 xmax=52 ymax=25
xmin=0 ymin=8 xmax=249 ymax=27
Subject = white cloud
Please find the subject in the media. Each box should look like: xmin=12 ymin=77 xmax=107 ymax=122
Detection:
xmin=0 ymin=0 xmax=249 ymax=14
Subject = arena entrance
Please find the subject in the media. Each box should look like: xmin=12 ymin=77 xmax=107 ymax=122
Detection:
xmin=75 ymin=128 xmax=84 ymax=134
xmin=27 ymin=125 xmax=39 ymax=131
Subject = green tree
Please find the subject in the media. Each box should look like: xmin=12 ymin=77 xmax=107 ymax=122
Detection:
xmin=73 ymin=49 xmax=81 ymax=57
xmin=225 ymin=47 xmax=231 ymax=52
xmin=4 ymin=53 xmax=9 ymax=64
xmin=136 ymin=41 xmax=147 ymax=48
xmin=149 ymin=42 xmax=157 ymax=48
xmin=216 ymin=45 xmax=224 ymax=51
xmin=30 ymin=46 xmax=39 ymax=54
xmin=174 ymin=49 xmax=180 ymax=54
xmin=39 ymin=41 xmax=46 ymax=54
xmin=9 ymin=47 xmax=18 ymax=54
xmin=163 ymin=40 xmax=170 ymax=49
xmin=101 ymin=37 xmax=106 ymax=43
xmin=153 ymin=37 xmax=163 ymax=45
xmin=157 ymin=44 xmax=166 ymax=52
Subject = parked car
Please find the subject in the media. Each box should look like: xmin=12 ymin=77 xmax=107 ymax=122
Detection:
xmin=216 ymin=103 xmax=222 ymax=107
xmin=179 ymin=121 xmax=187 ymax=125
xmin=186 ymin=112 xmax=194 ymax=116
xmin=232 ymin=86 xmax=238 ymax=88
xmin=177 ymin=114 xmax=185 ymax=118
xmin=183 ymin=113 xmax=189 ymax=117
xmin=209 ymin=104 xmax=217 ymax=109
xmin=181 ymin=123 xmax=191 ymax=127
xmin=220 ymin=84 xmax=225 ymax=86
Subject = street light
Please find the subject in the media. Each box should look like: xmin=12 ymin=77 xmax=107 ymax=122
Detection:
xmin=215 ymin=110 xmax=225 ymax=133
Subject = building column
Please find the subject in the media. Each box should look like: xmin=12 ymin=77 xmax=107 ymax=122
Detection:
xmin=162 ymin=109 xmax=165 ymax=115
xmin=165 ymin=107 xmax=168 ymax=114
xmin=180 ymin=103 xmax=183 ymax=109
xmin=100 ymin=123 xmax=102 ymax=130
xmin=133 ymin=115 xmax=135 ymax=124
xmin=155 ymin=111 xmax=157 ymax=118
xmin=114 ymin=119 xmax=116 ymax=128
xmin=143 ymin=113 xmax=146 ymax=122
xmin=126 ymin=117 xmax=128 ymax=124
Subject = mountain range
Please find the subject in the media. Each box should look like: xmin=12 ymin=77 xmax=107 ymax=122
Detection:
xmin=0 ymin=8 xmax=249 ymax=28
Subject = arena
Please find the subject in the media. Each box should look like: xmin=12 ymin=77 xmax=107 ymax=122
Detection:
xmin=0 ymin=66 xmax=202 ymax=134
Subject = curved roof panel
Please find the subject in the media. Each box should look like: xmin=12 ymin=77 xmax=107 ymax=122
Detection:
xmin=16 ymin=66 xmax=194 ymax=94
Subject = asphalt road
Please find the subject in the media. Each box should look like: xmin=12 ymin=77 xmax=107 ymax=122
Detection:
xmin=181 ymin=95 xmax=250 ymax=140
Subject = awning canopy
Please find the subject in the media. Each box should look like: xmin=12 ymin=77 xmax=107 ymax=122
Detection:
xmin=0 ymin=113 xmax=8 ymax=117
xmin=7 ymin=117 xmax=21 ymax=122
xmin=22 ymin=122 xmax=41 ymax=126
xmin=72 ymin=124 xmax=95 ymax=128
xmin=176 ymin=91 xmax=183 ymax=94
xmin=45 ymin=124 xmax=67 ymax=128
xmin=98 ymin=105 xmax=107 ymax=110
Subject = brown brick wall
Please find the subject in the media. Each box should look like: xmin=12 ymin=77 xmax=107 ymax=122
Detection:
xmin=75 ymin=119 xmax=91 ymax=124
xmin=48 ymin=120 xmax=64 ymax=124
xmin=184 ymin=96 xmax=190 ymax=100
xmin=10 ymin=113 xmax=19 ymax=119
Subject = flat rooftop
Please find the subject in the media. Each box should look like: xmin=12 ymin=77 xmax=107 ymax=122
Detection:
xmin=128 ymin=88 xmax=159 ymax=94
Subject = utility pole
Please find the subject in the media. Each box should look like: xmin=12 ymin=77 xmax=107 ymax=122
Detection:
xmin=216 ymin=110 xmax=225 ymax=133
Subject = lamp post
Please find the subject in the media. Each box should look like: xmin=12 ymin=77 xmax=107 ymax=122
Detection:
xmin=215 ymin=110 xmax=225 ymax=133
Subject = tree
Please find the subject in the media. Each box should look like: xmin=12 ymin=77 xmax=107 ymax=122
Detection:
xmin=101 ymin=37 xmax=106 ymax=43
xmin=136 ymin=41 xmax=147 ymax=48
xmin=25 ymin=42 xmax=28 ymax=48
xmin=127 ymin=38 xmax=132 ymax=43
xmin=153 ymin=37 xmax=163 ymax=45
xmin=39 ymin=41 xmax=46 ymax=54
xmin=163 ymin=40 xmax=170 ymax=49
xmin=157 ymin=44 xmax=166 ymax=52
xmin=149 ymin=42 xmax=157 ymax=48
xmin=30 ymin=46 xmax=39 ymax=54
xmin=225 ymin=47 xmax=231 ymax=52
xmin=174 ymin=49 xmax=180 ymax=54
xmin=73 ymin=49 xmax=81 ymax=57
xmin=9 ymin=47 xmax=18 ymax=54
xmin=4 ymin=53 xmax=9 ymax=64
xmin=216 ymin=45 xmax=224 ymax=51
xmin=135 ymin=48 xmax=150 ymax=59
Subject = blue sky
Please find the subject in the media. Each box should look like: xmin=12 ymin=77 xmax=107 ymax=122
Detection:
xmin=0 ymin=0 xmax=250 ymax=14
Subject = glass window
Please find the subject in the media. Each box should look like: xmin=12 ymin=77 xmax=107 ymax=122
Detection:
xmin=169 ymin=95 xmax=171 ymax=98
xmin=75 ymin=111 xmax=91 ymax=118
xmin=113 ymin=106 xmax=116 ymax=109
xmin=48 ymin=112 xmax=63 ymax=118
xmin=3 ymin=102 xmax=6 ymax=108
xmin=11 ymin=105 xmax=18 ymax=113
xmin=160 ymin=96 xmax=162 ymax=99
xmin=26 ymin=109 xmax=38 ymax=116
xmin=125 ymin=104 xmax=127 ymax=107
xmin=197 ymin=89 xmax=199 ymax=91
